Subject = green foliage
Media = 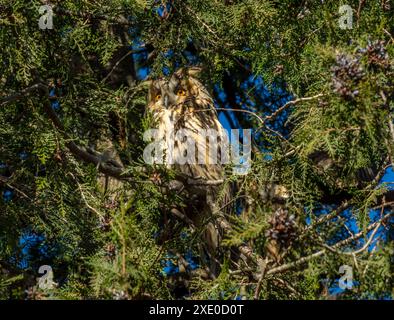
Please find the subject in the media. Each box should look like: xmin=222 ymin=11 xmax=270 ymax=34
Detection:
xmin=0 ymin=0 xmax=393 ymax=300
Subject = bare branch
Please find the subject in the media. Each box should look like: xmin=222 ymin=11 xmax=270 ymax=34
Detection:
xmin=0 ymin=82 xmax=127 ymax=178
xmin=170 ymin=207 xmax=194 ymax=226
xmin=266 ymin=212 xmax=393 ymax=276
xmin=68 ymin=172 xmax=105 ymax=220
xmin=253 ymin=257 xmax=269 ymax=299
xmin=318 ymin=220 xmax=382 ymax=256
xmin=194 ymin=107 xmax=266 ymax=127
xmin=260 ymin=93 xmax=325 ymax=125
xmin=0 ymin=175 xmax=32 ymax=200
xmin=302 ymin=200 xmax=351 ymax=235
xmin=0 ymin=83 xmax=46 ymax=106
xmin=383 ymin=28 xmax=394 ymax=44
xmin=101 ymin=48 xmax=147 ymax=84
xmin=183 ymin=4 xmax=221 ymax=42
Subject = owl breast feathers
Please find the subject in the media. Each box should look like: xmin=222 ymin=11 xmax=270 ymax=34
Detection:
xmin=146 ymin=68 xmax=229 ymax=181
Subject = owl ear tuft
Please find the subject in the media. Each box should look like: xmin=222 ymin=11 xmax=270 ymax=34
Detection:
xmin=186 ymin=66 xmax=202 ymax=77
xmin=174 ymin=67 xmax=202 ymax=78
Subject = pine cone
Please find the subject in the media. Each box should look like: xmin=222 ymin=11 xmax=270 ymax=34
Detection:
xmin=331 ymin=54 xmax=364 ymax=99
xmin=265 ymin=208 xmax=297 ymax=262
xmin=364 ymin=40 xmax=390 ymax=70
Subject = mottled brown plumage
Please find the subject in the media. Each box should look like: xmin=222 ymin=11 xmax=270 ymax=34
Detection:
xmin=146 ymin=67 xmax=227 ymax=180
xmin=146 ymin=68 xmax=230 ymax=276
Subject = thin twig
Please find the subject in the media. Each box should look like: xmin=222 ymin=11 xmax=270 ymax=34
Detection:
xmin=383 ymin=28 xmax=394 ymax=44
xmin=0 ymin=82 xmax=128 ymax=178
xmin=266 ymin=212 xmax=393 ymax=276
xmin=302 ymin=200 xmax=351 ymax=235
xmin=0 ymin=83 xmax=46 ymax=106
xmin=258 ymin=93 xmax=325 ymax=128
xmin=318 ymin=220 xmax=382 ymax=256
xmin=253 ymin=257 xmax=269 ymax=299
xmin=170 ymin=207 xmax=194 ymax=226
xmin=183 ymin=4 xmax=221 ymax=42
xmin=101 ymin=48 xmax=146 ymax=84
xmin=67 ymin=172 xmax=104 ymax=220
xmin=0 ymin=175 xmax=32 ymax=200
xmin=193 ymin=107 xmax=265 ymax=127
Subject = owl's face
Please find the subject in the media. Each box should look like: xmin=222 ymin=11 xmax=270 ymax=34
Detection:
xmin=148 ymin=72 xmax=195 ymax=112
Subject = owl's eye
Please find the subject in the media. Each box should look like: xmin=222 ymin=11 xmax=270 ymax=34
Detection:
xmin=177 ymin=89 xmax=187 ymax=96
xmin=155 ymin=94 xmax=161 ymax=102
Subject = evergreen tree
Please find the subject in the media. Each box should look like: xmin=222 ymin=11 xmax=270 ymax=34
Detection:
xmin=0 ymin=0 xmax=393 ymax=299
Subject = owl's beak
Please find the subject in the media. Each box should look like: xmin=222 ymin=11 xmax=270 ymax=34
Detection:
xmin=164 ymin=94 xmax=169 ymax=108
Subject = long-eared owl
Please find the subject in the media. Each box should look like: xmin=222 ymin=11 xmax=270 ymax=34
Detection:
xmin=146 ymin=67 xmax=228 ymax=180
xmin=146 ymin=67 xmax=231 ymax=274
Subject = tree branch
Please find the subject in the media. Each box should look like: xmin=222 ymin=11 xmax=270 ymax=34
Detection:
xmin=1 ymin=84 xmax=230 ymax=190
xmin=1 ymin=82 xmax=127 ymax=178
xmin=265 ymin=212 xmax=393 ymax=276
xmin=101 ymin=48 xmax=147 ymax=84
xmin=0 ymin=84 xmax=46 ymax=106
xmin=260 ymin=93 xmax=325 ymax=125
